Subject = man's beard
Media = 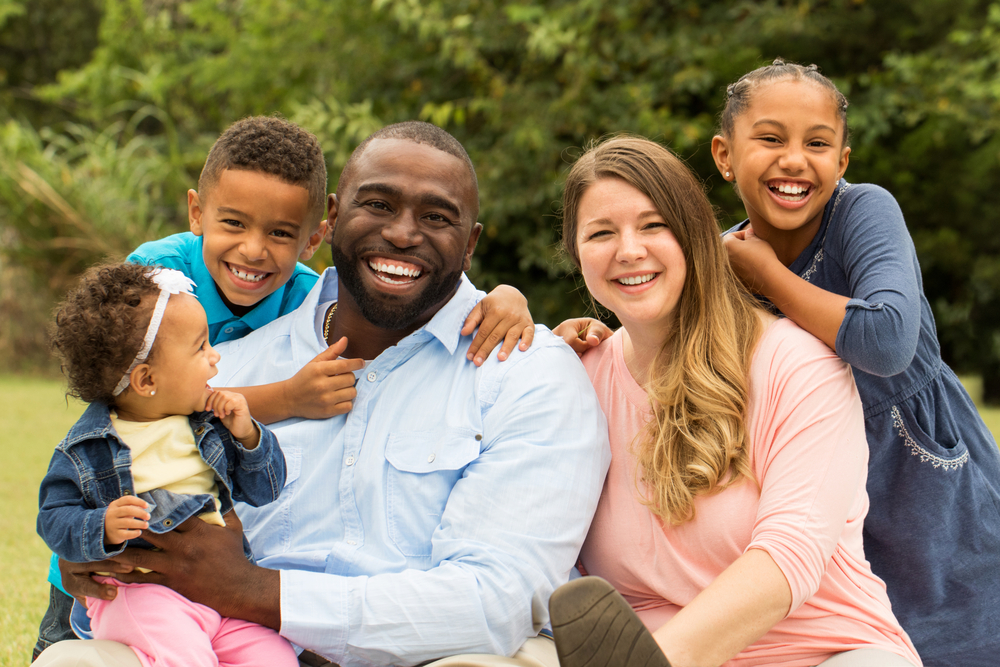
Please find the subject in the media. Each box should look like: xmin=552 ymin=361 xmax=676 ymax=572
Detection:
xmin=331 ymin=242 xmax=463 ymax=331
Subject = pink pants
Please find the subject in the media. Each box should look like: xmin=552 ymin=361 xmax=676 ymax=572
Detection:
xmin=87 ymin=580 xmax=298 ymax=667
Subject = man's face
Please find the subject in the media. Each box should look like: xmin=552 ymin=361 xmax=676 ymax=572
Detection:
xmin=328 ymin=138 xmax=482 ymax=330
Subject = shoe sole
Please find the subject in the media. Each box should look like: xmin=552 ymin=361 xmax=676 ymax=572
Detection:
xmin=549 ymin=577 xmax=671 ymax=667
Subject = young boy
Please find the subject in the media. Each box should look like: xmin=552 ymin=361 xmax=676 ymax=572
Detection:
xmin=34 ymin=116 xmax=361 ymax=660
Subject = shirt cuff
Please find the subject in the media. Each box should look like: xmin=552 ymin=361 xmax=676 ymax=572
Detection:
xmin=280 ymin=568 xmax=352 ymax=660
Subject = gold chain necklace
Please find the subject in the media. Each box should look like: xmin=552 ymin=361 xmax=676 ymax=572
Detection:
xmin=323 ymin=302 xmax=338 ymax=342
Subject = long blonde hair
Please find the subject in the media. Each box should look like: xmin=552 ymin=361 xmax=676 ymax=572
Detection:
xmin=563 ymin=136 xmax=764 ymax=525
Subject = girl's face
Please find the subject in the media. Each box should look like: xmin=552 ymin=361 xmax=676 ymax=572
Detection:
xmin=712 ymin=79 xmax=850 ymax=241
xmin=146 ymin=294 xmax=221 ymax=415
xmin=576 ymin=178 xmax=687 ymax=339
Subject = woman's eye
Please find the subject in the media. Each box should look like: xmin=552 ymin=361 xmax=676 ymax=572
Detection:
xmin=587 ymin=230 xmax=611 ymax=240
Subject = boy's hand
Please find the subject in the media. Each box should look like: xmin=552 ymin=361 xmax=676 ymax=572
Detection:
xmin=104 ymin=495 xmax=150 ymax=545
xmin=286 ymin=337 xmax=364 ymax=419
xmin=553 ymin=317 xmax=612 ymax=356
xmin=462 ymin=284 xmax=535 ymax=366
xmin=206 ymin=389 xmax=259 ymax=448
xmin=722 ymin=227 xmax=781 ymax=294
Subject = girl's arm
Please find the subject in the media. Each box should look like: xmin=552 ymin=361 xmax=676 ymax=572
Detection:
xmin=653 ymin=548 xmax=791 ymax=667
xmin=727 ymin=187 xmax=922 ymax=377
xmin=462 ymin=285 xmax=535 ymax=366
xmin=724 ymin=228 xmax=848 ymax=351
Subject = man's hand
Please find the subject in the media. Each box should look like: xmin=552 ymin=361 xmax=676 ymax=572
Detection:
xmin=111 ymin=511 xmax=281 ymax=629
xmin=462 ymin=285 xmax=535 ymax=366
xmin=284 ymin=336 xmax=364 ymax=419
xmin=104 ymin=495 xmax=150 ymax=545
xmin=59 ymin=557 xmax=135 ymax=605
xmin=552 ymin=318 xmax=612 ymax=356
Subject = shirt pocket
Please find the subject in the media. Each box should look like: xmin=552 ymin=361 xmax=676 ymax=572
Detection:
xmin=384 ymin=429 xmax=480 ymax=558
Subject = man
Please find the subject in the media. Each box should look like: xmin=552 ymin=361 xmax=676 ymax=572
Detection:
xmin=41 ymin=121 xmax=610 ymax=667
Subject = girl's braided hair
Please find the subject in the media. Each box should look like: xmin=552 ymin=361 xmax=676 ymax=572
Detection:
xmin=719 ymin=58 xmax=850 ymax=145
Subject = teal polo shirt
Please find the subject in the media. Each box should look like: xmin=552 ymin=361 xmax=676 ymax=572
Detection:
xmin=128 ymin=232 xmax=320 ymax=345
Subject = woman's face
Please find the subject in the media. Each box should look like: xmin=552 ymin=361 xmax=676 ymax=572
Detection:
xmin=575 ymin=178 xmax=687 ymax=338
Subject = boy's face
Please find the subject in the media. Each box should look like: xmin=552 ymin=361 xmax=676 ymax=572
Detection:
xmin=189 ymin=169 xmax=326 ymax=315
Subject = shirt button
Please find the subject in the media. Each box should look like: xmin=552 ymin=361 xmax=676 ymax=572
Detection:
xmin=347 ymin=540 xmax=357 ymax=545
xmin=345 ymin=456 xmax=355 ymax=466
xmin=427 ymin=453 xmax=436 ymax=463
xmin=475 ymin=434 xmax=483 ymax=441
xmin=367 ymin=370 xmax=378 ymax=382
xmin=224 ymin=326 xmax=235 ymax=334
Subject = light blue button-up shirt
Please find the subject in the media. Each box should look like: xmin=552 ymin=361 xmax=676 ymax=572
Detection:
xmin=215 ymin=268 xmax=610 ymax=666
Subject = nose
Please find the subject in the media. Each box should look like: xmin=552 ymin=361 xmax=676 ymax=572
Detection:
xmin=381 ymin=210 xmax=422 ymax=249
xmin=207 ymin=343 xmax=221 ymax=366
xmin=616 ymin=229 xmax=647 ymax=264
xmin=239 ymin=232 xmax=267 ymax=261
xmin=777 ymin=143 xmax=807 ymax=173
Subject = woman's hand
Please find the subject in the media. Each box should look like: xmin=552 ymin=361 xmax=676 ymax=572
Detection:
xmin=462 ymin=285 xmax=535 ymax=366
xmin=553 ymin=318 xmax=613 ymax=356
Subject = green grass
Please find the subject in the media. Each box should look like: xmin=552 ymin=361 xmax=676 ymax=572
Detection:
xmin=0 ymin=376 xmax=85 ymax=667
xmin=1 ymin=374 xmax=998 ymax=666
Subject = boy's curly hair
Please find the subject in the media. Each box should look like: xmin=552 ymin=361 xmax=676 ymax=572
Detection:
xmin=50 ymin=262 xmax=161 ymax=405
xmin=199 ymin=115 xmax=328 ymax=223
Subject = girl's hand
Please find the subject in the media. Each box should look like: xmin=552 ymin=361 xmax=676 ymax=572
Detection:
xmin=722 ymin=228 xmax=781 ymax=293
xmin=206 ymin=389 xmax=259 ymax=448
xmin=104 ymin=495 xmax=150 ymax=545
xmin=462 ymin=285 xmax=535 ymax=366
xmin=553 ymin=318 xmax=612 ymax=356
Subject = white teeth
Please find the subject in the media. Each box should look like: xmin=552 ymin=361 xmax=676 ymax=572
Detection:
xmin=369 ymin=260 xmax=421 ymax=278
xmin=617 ymin=273 xmax=655 ymax=286
xmin=228 ymin=265 xmax=266 ymax=282
xmin=773 ymin=183 xmax=808 ymax=195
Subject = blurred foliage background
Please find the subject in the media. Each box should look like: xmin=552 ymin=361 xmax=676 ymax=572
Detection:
xmin=2 ymin=0 xmax=1000 ymax=398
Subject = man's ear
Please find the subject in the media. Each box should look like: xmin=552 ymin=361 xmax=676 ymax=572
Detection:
xmin=711 ymin=135 xmax=733 ymax=181
xmin=463 ymin=222 xmax=483 ymax=272
xmin=324 ymin=194 xmax=338 ymax=245
xmin=188 ymin=189 xmax=204 ymax=236
xmin=299 ymin=219 xmax=328 ymax=261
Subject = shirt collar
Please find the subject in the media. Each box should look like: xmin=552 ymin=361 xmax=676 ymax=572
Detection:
xmin=293 ymin=269 xmax=482 ymax=362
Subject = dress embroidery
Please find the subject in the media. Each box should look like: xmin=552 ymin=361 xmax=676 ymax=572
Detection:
xmin=801 ymin=183 xmax=851 ymax=284
xmin=891 ymin=406 xmax=968 ymax=470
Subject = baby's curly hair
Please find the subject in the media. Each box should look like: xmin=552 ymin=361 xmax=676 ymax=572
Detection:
xmin=199 ymin=115 xmax=328 ymax=223
xmin=50 ymin=262 xmax=161 ymax=405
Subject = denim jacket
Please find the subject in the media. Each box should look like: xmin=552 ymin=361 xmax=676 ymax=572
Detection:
xmin=37 ymin=401 xmax=286 ymax=563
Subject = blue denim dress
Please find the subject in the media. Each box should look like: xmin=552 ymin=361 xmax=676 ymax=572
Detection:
xmin=731 ymin=180 xmax=1000 ymax=666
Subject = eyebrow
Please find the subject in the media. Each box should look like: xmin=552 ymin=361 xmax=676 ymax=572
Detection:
xmin=752 ymin=119 xmax=838 ymax=134
xmin=356 ymin=182 xmax=462 ymax=219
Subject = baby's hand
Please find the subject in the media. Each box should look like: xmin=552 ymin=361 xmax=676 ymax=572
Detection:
xmin=206 ymin=389 xmax=259 ymax=448
xmin=104 ymin=495 xmax=150 ymax=545
xmin=286 ymin=337 xmax=364 ymax=419
xmin=722 ymin=227 xmax=780 ymax=293
xmin=462 ymin=284 xmax=535 ymax=366
xmin=553 ymin=318 xmax=612 ymax=356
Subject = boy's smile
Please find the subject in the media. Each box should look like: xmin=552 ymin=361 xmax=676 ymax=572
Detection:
xmin=189 ymin=169 xmax=326 ymax=316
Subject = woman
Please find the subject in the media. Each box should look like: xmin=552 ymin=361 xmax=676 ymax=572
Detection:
xmin=548 ymin=136 xmax=920 ymax=667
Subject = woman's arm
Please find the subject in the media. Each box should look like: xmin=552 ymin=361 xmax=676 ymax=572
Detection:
xmin=653 ymin=548 xmax=791 ymax=667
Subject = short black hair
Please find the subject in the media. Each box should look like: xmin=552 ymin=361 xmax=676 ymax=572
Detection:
xmin=337 ymin=121 xmax=479 ymax=220
xmin=199 ymin=115 xmax=328 ymax=222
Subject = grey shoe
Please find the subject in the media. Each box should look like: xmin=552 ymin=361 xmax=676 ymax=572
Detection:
xmin=549 ymin=576 xmax=671 ymax=667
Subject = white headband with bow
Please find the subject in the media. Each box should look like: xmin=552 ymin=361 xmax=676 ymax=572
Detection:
xmin=112 ymin=268 xmax=198 ymax=397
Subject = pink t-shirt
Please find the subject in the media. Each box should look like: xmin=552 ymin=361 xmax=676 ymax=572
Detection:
xmin=579 ymin=319 xmax=921 ymax=667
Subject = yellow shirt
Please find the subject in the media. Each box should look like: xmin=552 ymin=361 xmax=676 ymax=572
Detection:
xmin=110 ymin=413 xmax=225 ymax=527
